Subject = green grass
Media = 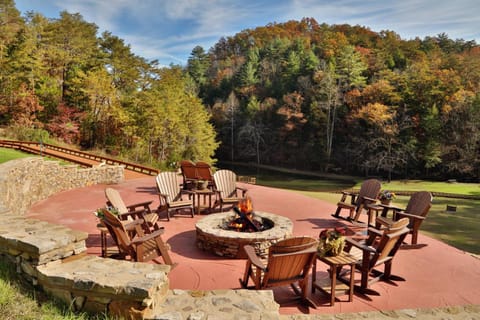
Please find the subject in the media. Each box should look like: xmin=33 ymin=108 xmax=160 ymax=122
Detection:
xmin=0 ymin=147 xmax=70 ymax=165
xmin=0 ymin=259 xmax=108 ymax=320
xmin=0 ymin=147 xmax=34 ymax=163
xmin=364 ymin=180 xmax=480 ymax=197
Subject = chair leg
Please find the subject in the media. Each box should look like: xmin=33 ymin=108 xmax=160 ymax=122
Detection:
xmin=239 ymin=261 xmax=252 ymax=288
xmin=383 ymin=261 xmax=392 ymax=280
xmin=332 ymin=206 xmax=342 ymax=218
xmin=411 ymin=231 xmax=418 ymax=245
xmin=350 ymin=207 xmax=356 ymax=220
xmin=155 ymin=237 xmax=174 ymax=266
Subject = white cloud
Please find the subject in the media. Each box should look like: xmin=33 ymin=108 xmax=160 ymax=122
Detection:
xmin=287 ymin=0 xmax=480 ymax=40
xmin=15 ymin=0 xmax=480 ymax=66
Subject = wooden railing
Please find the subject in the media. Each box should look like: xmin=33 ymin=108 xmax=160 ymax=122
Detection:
xmin=0 ymin=139 xmax=159 ymax=176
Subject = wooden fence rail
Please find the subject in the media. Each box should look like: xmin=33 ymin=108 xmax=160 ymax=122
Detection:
xmin=0 ymin=139 xmax=159 ymax=176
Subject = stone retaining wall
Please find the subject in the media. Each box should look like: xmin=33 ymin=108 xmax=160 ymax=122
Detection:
xmin=0 ymin=157 xmax=124 ymax=216
xmin=0 ymin=158 xmax=173 ymax=319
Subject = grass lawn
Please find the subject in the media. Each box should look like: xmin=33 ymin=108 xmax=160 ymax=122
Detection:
xmin=0 ymin=147 xmax=34 ymax=163
xmin=0 ymin=147 xmax=70 ymax=165
xmin=364 ymin=180 xmax=480 ymax=197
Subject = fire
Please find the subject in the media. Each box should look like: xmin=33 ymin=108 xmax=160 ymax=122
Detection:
xmin=227 ymin=197 xmax=264 ymax=232
xmin=238 ymin=197 xmax=253 ymax=214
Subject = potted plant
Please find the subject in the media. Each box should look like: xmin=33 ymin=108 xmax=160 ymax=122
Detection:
xmin=317 ymin=227 xmax=347 ymax=257
xmin=197 ymin=179 xmax=208 ymax=190
xmin=379 ymin=190 xmax=396 ymax=205
xmin=93 ymin=207 xmax=119 ymax=220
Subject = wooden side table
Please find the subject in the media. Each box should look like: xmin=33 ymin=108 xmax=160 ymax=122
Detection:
xmin=97 ymin=222 xmax=119 ymax=258
xmin=192 ymin=189 xmax=215 ymax=214
xmin=366 ymin=203 xmax=403 ymax=227
xmin=312 ymin=252 xmax=357 ymax=306
xmin=97 ymin=223 xmax=109 ymax=257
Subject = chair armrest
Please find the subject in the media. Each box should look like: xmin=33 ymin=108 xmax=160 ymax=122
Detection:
xmin=244 ymin=245 xmax=266 ymax=270
xmin=157 ymin=193 xmax=168 ymax=200
xmin=345 ymin=237 xmax=376 ymax=254
xmin=375 ymin=216 xmax=394 ymax=227
xmin=127 ymin=200 xmax=153 ymax=212
xmin=362 ymin=196 xmax=377 ymax=203
xmin=340 ymin=191 xmax=358 ymax=203
xmin=381 ymin=204 xmax=404 ymax=211
xmin=131 ymin=228 xmax=165 ymax=244
xmin=122 ymin=219 xmax=145 ymax=231
xmin=367 ymin=226 xmax=383 ymax=237
xmin=118 ymin=208 xmax=146 ymax=221
xmin=236 ymin=187 xmax=248 ymax=197
xmin=395 ymin=211 xmax=425 ymax=220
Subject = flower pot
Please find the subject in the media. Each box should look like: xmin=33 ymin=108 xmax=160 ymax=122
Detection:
xmin=317 ymin=236 xmax=345 ymax=257
xmin=380 ymin=199 xmax=392 ymax=205
xmin=197 ymin=180 xmax=208 ymax=190
xmin=327 ymin=239 xmax=345 ymax=256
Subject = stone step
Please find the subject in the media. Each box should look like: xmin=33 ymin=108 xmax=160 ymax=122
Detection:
xmin=36 ymin=255 xmax=171 ymax=319
xmin=148 ymin=289 xmax=280 ymax=320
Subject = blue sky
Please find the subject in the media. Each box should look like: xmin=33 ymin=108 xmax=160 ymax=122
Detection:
xmin=15 ymin=0 xmax=480 ymax=67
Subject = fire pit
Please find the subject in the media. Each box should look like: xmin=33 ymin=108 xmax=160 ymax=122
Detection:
xmin=195 ymin=209 xmax=293 ymax=259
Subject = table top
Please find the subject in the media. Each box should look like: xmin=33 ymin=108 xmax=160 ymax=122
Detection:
xmin=318 ymin=252 xmax=358 ymax=265
xmin=191 ymin=188 xmax=215 ymax=194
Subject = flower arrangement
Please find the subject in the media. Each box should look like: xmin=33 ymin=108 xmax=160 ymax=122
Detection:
xmin=93 ymin=207 xmax=119 ymax=219
xmin=318 ymin=227 xmax=347 ymax=257
xmin=379 ymin=190 xmax=396 ymax=201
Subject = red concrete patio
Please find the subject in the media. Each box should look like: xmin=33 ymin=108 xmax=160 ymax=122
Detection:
xmin=26 ymin=177 xmax=480 ymax=316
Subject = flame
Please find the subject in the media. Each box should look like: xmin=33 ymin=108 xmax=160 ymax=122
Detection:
xmin=239 ymin=197 xmax=253 ymax=214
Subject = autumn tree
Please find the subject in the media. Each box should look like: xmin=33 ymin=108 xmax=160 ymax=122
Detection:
xmin=132 ymin=67 xmax=218 ymax=166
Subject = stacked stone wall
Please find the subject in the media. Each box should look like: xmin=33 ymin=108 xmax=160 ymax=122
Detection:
xmin=0 ymin=157 xmax=123 ymax=216
xmin=0 ymin=158 xmax=172 ymax=319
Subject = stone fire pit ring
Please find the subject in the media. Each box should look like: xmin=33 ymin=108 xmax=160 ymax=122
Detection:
xmin=195 ymin=211 xmax=293 ymax=259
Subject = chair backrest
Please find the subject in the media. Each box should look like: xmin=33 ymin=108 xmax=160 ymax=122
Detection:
xmin=372 ymin=218 xmax=410 ymax=265
xmin=156 ymin=172 xmax=181 ymax=203
xmin=101 ymin=209 xmax=135 ymax=258
xmin=180 ymin=160 xmax=198 ymax=179
xmin=196 ymin=161 xmax=213 ymax=182
xmin=264 ymin=236 xmax=318 ymax=287
xmin=357 ymin=179 xmax=382 ymax=205
xmin=213 ymin=169 xmax=237 ymax=199
xmin=105 ymin=187 xmax=129 ymax=214
xmin=405 ymin=191 xmax=432 ymax=218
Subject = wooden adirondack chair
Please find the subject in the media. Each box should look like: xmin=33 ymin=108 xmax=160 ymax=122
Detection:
xmin=375 ymin=191 xmax=433 ymax=246
xmin=240 ymin=236 xmax=318 ymax=307
xmin=180 ymin=160 xmax=199 ymax=190
xmin=342 ymin=217 xmax=410 ymax=293
xmin=332 ymin=179 xmax=381 ymax=223
xmin=195 ymin=161 xmax=214 ymax=189
xmin=101 ymin=209 xmax=173 ymax=265
xmin=104 ymin=187 xmax=160 ymax=231
xmin=155 ymin=172 xmax=194 ymax=221
xmin=212 ymin=169 xmax=247 ymax=212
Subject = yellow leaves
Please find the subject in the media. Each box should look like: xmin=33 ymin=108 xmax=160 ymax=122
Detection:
xmin=351 ymin=102 xmax=398 ymax=136
xmin=356 ymin=102 xmax=394 ymax=123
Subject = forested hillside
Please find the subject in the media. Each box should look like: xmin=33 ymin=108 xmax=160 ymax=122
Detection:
xmin=187 ymin=18 xmax=480 ymax=181
xmin=1 ymin=1 xmax=479 ymax=180
xmin=0 ymin=1 xmax=218 ymax=168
